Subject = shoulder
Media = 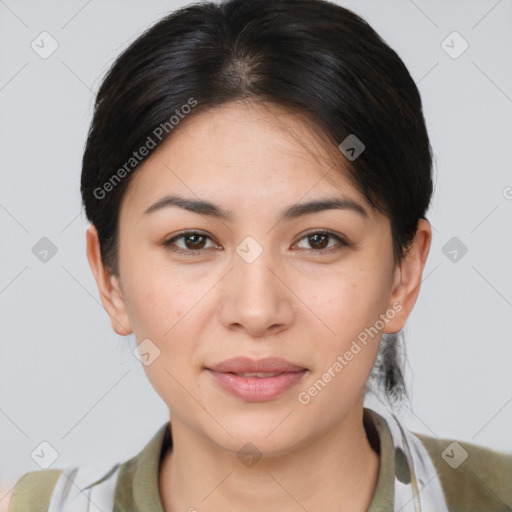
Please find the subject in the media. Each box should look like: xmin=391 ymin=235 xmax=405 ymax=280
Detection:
xmin=7 ymin=462 xmax=121 ymax=512
xmin=415 ymin=432 xmax=512 ymax=511
xmin=5 ymin=469 xmax=62 ymax=512
xmin=6 ymin=421 xmax=170 ymax=512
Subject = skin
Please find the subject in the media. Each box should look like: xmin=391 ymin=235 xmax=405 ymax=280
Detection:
xmin=86 ymin=100 xmax=431 ymax=512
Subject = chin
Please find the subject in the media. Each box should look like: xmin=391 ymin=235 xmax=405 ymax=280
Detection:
xmin=202 ymin=409 xmax=313 ymax=457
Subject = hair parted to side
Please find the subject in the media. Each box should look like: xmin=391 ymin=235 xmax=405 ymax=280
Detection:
xmin=81 ymin=0 xmax=433 ymax=404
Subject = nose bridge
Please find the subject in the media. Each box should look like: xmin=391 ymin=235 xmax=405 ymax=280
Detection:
xmin=233 ymin=235 xmax=280 ymax=305
xmin=242 ymin=254 xmax=274 ymax=289
xmin=218 ymin=234 xmax=294 ymax=335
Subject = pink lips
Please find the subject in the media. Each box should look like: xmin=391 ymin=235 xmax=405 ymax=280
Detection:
xmin=206 ymin=357 xmax=307 ymax=402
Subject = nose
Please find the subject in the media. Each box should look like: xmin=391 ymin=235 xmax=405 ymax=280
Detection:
xmin=217 ymin=246 xmax=295 ymax=338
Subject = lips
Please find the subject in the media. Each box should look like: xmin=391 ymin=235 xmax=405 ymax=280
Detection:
xmin=234 ymin=372 xmax=282 ymax=377
xmin=205 ymin=357 xmax=307 ymax=402
xmin=207 ymin=356 xmax=306 ymax=374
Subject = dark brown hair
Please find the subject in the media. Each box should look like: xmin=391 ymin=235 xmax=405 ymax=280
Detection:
xmin=81 ymin=0 xmax=433 ymax=402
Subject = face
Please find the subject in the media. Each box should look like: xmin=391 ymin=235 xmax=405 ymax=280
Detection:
xmin=89 ymin=100 xmax=427 ymax=456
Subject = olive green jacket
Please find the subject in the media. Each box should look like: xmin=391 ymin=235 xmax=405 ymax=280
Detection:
xmin=8 ymin=409 xmax=512 ymax=511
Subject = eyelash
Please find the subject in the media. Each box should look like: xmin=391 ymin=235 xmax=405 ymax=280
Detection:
xmin=162 ymin=229 xmax=349 ymax=256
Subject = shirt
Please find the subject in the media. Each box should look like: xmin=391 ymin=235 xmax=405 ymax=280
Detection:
xmin=8 ymin=408 xmax=512 ymax=511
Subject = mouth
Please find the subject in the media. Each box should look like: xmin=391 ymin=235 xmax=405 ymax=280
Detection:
xmin=205 ymin=357 xmax=308 ymax=402
xmin=227 ymin=372 xmax=284 ymax=378
xmin=207 ymin=356 xmax=307 ymax=374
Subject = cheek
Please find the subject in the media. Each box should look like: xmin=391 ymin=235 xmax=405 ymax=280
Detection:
xmin=122 ymin=266 xmax=203 ymax=401
xmin=297 ymin=268 xmax=390 ymax=407
xmin=308 ymin=261 xmax=392 ymax=344
xmin=121 ymin=260 xmax=186 ymax=340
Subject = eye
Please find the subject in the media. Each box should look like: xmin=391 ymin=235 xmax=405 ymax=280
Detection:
xmin=293 ymin=230 xmax=349 ymax=254
xmin=162 ymin=229 xmax=349 ymax=256
xmin=162 ymin=231 xmax=220 ymax=255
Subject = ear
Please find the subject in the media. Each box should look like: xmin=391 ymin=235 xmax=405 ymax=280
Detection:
xmin=86 ymin=224 xmax=133 ymax=336
xmin=383 ymin=219 xmax=432 ymax=333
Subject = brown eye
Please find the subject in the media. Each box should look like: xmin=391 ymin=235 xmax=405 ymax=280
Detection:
xmin=307 ymin=233 xmax=330 ymax=250
xmin=294 ymin=230 xmax=349 ymax=254
xmin=162 ymin=231 xmax=218 ymax=254
xmin=182 ymin=234 xmax=207 ymax=250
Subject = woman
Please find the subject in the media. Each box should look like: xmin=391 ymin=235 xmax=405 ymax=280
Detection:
xmin=7 ymin=0 xmax=511 ymax=510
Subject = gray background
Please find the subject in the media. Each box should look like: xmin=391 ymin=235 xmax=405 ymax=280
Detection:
xmin=1 ymin=0 xmax=511 ymax=493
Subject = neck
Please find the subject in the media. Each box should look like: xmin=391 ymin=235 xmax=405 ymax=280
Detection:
xmin=159 ymin=404 xmax=380 ymax=512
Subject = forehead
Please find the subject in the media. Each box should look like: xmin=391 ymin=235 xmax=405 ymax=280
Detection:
xmin=120 ymin=100 xmax=369 ymax=215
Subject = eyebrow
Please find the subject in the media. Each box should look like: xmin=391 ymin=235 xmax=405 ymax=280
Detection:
xmin=144 ymin=194 xmax=368 ymax=220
